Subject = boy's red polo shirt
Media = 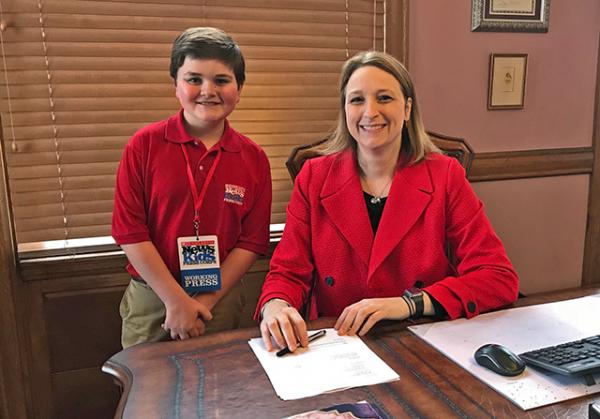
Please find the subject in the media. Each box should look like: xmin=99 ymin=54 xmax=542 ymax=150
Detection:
xmin=112 ymin=110 xmax=271 ymax=281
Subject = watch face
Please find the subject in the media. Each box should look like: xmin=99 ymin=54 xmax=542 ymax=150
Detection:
xmin=405 ymin=287 xmax=422 ymax=296
xmin=404 ymin=287 xmax=425 ymax=318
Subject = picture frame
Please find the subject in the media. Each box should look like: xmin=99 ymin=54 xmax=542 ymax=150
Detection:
xmin=472 ymin=0 xmax=551 ymax=33
xmin=487 ymin=53 xmax=528 ymax=110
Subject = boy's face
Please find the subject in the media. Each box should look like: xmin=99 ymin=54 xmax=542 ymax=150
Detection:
xmin=175 ymin=57 xmax=241 ymax=134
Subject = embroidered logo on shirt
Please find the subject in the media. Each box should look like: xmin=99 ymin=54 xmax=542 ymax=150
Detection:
xmin=224 ymin=184 xmax=245 ymax=205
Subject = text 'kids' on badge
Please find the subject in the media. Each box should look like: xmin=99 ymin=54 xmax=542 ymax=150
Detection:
xmin=177 ymin=235 xmax=221 ymax=293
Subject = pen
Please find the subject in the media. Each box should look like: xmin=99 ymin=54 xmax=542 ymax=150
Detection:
xmin=276 ymin=329 xmax=327 ymax=357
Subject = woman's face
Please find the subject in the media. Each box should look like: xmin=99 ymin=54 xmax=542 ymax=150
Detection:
xmin=344 ymin=65 xmax=412 ymax=154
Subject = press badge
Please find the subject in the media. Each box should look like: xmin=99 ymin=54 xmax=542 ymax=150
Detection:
xmin=177 ymin=235 xmax=221 ymax=293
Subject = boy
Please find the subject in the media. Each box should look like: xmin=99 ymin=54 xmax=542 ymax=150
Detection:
xmin=112 ymin=27 xmax=272 ymax=348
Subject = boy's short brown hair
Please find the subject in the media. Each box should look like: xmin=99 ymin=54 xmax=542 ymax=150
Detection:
xmin=170 ymin=27 xmax=245 ymax=87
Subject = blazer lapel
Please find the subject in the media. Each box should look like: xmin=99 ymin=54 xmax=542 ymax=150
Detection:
xmin=320 ymin=150 xmax=373 ymax=268
xmin=369 ymin=160 xmax=434 ymax=277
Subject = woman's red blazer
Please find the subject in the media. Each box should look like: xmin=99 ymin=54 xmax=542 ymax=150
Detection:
xmin=257 ymin=149 xmax=519 ymax=320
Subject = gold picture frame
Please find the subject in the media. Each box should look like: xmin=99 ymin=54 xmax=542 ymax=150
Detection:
xmin=487 ymin=53 xmax=528 ymax=110
xmin=472 ymin=0 xmax=551 ymax=33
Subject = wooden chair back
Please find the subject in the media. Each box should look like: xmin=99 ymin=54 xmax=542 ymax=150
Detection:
xmin=285 ymin=131 xmax=474 ymax=182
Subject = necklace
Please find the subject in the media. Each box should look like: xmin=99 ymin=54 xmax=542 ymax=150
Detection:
xmin=364 ymin=177 xmax=393 ymax=204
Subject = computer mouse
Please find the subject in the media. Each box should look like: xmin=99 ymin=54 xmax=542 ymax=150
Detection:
xmin=474 ymin=343 xmax=526 ymax=376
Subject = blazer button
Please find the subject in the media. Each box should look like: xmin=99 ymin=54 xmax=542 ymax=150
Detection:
xmin=413 ymin=280 xmax=424 ymax=289
xmin=467 ymin=301 xmax=476 ymax=313
xmin=324 ymin=276 xmax=334 ymax=287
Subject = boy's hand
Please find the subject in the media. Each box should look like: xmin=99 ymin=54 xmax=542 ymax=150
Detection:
xmin=193 ymin=292 xmax=217 ymax=312
xmin=163 ymin=295 xmax=213 ymax=340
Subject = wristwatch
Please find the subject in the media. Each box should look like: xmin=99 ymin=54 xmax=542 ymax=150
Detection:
xmin=403 ymin=288 xmax=424 ymax=319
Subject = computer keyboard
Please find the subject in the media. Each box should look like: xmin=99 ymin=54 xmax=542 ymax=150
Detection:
xmin=519 ymin=335 xmax=600 ymax=386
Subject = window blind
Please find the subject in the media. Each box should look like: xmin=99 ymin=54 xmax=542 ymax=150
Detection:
xmin=0 ymin=0 xmax=385 ymax=254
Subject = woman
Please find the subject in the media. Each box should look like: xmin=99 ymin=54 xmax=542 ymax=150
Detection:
xmin=256 ymin=51 xmax=519 ymax=353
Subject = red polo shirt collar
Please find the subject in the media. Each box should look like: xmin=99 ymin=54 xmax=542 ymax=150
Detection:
xmin=164 ymin=110 xmax=241 ymax=152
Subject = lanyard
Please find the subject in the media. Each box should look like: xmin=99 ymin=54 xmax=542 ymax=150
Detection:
xmin=180 ymin=143 xmax=222 ymax=238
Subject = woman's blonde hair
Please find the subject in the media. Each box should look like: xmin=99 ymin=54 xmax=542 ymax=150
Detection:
xmin=317 ymin=50 xmax=438 ymax=163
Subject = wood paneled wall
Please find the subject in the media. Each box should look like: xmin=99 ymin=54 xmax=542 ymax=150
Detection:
xmin=0 ymin=126 xmax=28 ymax=419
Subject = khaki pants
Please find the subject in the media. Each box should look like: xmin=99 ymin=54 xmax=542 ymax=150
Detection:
xmin=119 ymin=279 xmax=243 ymax=348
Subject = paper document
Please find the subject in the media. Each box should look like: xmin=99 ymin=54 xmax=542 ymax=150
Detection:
xmin=248 ymin=328 xmax=399 ymax=400
xmin=409 ymin=295 xmax=600 ymax=410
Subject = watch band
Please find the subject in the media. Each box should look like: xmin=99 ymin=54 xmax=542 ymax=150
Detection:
xmin=403 ymin=289 xmax=424 ymax=319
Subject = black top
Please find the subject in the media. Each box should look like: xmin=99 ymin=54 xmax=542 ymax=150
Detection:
xmin=363 ymin=192 xmax=387 ymax=234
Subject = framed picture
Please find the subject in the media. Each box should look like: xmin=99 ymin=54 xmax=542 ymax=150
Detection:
xmin=472 ymin=0 xmax=551 ymax=32
xmin=487 ymin=53 xmax=528 ymax=110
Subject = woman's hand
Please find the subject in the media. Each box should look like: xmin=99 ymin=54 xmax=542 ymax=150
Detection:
xmin=163 ymin=295 xmax=213 ymax=340
xmin=334 ymin=297 xmax=410 ymax=336
xmin=260 ymin=299 xmax=308 ymax=352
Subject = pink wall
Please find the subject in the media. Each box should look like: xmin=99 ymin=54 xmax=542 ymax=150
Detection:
xmin=409 ymin=0 xmax=600 ymax=152
xmin=472 ymin=175 xmax=588 ymax=294
xmin=407 ymin=1 xmax=600 ymax=292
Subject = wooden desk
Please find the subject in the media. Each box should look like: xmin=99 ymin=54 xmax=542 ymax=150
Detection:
xmin=103 ymin=287 xmax=600 ymax=418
